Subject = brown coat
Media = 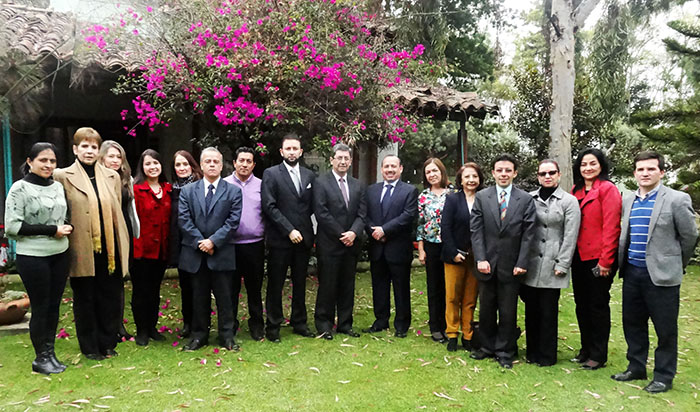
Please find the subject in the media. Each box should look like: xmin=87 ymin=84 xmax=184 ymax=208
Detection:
xmin=53 ymin=161 xmax=130 ymax=277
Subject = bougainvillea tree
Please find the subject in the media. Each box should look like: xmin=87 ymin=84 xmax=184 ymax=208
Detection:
xmin=81 ymin=0 xmax=438 ymax=150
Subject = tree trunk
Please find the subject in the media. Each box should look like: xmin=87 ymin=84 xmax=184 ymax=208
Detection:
xmin=548 ymin=0 xmax=599 ymax=191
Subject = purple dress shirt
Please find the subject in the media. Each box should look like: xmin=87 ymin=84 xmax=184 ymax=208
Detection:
xmin=224 ymin=173 xmax=265 ymax=244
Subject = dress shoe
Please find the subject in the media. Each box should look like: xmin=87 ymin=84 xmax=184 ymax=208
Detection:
xmin=570 ymin=351 xmax=588 ymax=363
xmin=104 ymin=348 xmax=118 ymax=358
xmin=337 ymin=329 xmax=360 ymax=337
xmin=461 ymin=338 xmax=472 ymax=352
xmin=265 ymin=332 xmax=281 ymax=343
xmin=395 ymin=330 xmax=407 ymax=338
xmin=183 ymin=338 xmax=208 ymax=351
xmin=497 ymin=356 xmax=513 ymax=369
xmin=362 ymin=326 xmax=388 ymax=333
xmin=83 ymin=353 xmax=106 ymax=361
xmin=250 ymin=331 xmax=264 ymax=341
xmin=220 ymin=338 xmax=240 ymax=351
xmin=179 ymin=324 xmax=192 ymax=338
xmin=611 ymin=370 xmax=647 ymax=382
xmin=319 ymin=331 xmax=333 ymax=340
xmin=149 ymin=329 xmax=166 ymax=341
xmin=293 ymin=328 xmax=315 ymax=338
xmin=644 ymin=381 xmax=671 ymax=394
xmin=447 ymin=338 xmax=458 ymax=352
xmin=431 ymin=331 xmax=448 ymax=343
xmin=581 ymin=360 xmax=605 ymax=370
xmin=135 ymin=332 xmax=149 ymax=347
xmin=470 ymin=349 xmax=493 ymax=360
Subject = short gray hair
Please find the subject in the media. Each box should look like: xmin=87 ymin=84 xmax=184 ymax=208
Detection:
xmin=332 ymin=143 xmax=352 ymax=156
xmin=200 ymin=146 xmax=223 ymax=162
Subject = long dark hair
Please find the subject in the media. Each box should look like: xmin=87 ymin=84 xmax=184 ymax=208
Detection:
xmin=573 ymin=148 xmax=611 ymax=192
xmin=134 ymin=149 xmax=167 ymax=184
xmin=21 ymin=142 xmax=58 ymax=176
xmin=171 ymin=150 xmax=203 ymax=181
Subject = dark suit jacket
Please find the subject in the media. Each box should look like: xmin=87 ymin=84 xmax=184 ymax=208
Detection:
xmin=313 ymin=172 xmax=366 ymax=256
xmin=178 ymin=179 xmax=242 ymax=273
xmin=470 ymin=185 xmax=537 ymax=283
xmin=365 ymin=180 xmax=418 ymax=263
xmin=261 ymin=163 xmax=315 ymax=249
xmin=440 ymin=190 xmax=472 ymax=264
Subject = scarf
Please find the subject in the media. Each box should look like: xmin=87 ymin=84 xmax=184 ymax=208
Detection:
xmin=76 ymin=161 xmax=118 ymax=273
xmin=173 ymin=174 xmax=196 ymax=190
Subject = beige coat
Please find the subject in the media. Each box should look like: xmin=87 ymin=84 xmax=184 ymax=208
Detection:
xmin=53 ymin=161 xmax=130 ymax=277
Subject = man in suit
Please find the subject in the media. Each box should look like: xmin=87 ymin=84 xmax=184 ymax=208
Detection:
xmin=611 ymin=151 xmax=698 ymax=393
xmin=363 ymin=155 xmax=418 ymax=338
xmin=470 ymin=153 xmax=536 ymax=368
xmin=179 ymin=147 xmax=242 ymax=351
xmin=261 ymin=134 xmax=316 ymax=342
xmin=313 ymin=143 xmax=366 ymax=340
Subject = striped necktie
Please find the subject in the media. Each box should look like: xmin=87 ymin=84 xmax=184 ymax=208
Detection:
xmin=499 ymin=190 xmax=507 ymax=221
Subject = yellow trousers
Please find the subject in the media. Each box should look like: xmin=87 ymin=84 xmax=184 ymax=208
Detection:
xmin=444 ymin=255 xmax=478 ymax=339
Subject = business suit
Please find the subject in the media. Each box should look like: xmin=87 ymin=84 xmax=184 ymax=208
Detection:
xmin=178 ymin=179 xmax=242 ymax=344
xmin=313 ymin=172 xmax=366 ymax=335
xmin=618 ymin=184 xmax=698 ymax=384
xmin=261 ymin=163 xmax=315 ymax=337
xmin=365 ymin=180 xmax=418 ymax=333
xmin=470 ymin=185 xmax=536 ymax=360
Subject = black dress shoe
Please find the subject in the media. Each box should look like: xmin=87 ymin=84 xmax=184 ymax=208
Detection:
xmin=497 ymin=356 xmax=513 ymax=369
xmin=149 ymin=329 xmax=166 ymax=341
xmin=470 ymin=349 xmax=492 ymax=360
xmin=395 ymin=331 xmax=407 ymax=338
xmin=220 ymin=338 xmax=240 ymax=351
xmin=265 ymin=332 xmax=281 ymax=343
xmin=431 ymin=332 xmax=448 ymax=343
xmin=644 ymin=381 xmax=671 ymax=394
xmin=338 ymin=329 xmax=360 ymax=337
xmin=179 ymin=324 xmax=192 ymax=338
xmin=103 ymin=349 xmax=118 ymax=358
xmin=32 ymin=353 xmax=64 ymax=375
xmin=447 ymin=338 xmax=458 ymax=352
xmin=581 ymin=360 xmax=605 ymax=370
xmin=293 ymin=328 xmax=315 ymax=338
xmin=183 ymin=338 xmax=208 ymax=351
xmin=319 ymin=332 xmax=333 ymax=340
xmin=250 ymin=331 xmax=264 ymax=341
xmin=84 ymin=353 xmax=106 ymax=361
xmin=362 ymin=326 xmax=388 ymax=333
xmin=461 ymin=338 xmax=472 ymax=352
xmin=135 ymin=333 xmax=149 ymax=347
xmin=611 ymin=370 xmax=647 ymax=382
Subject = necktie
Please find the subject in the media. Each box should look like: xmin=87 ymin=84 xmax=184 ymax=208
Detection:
xmin=206 ymin=184 xmax=214 ymax=212
xmin=290 ymin=168 xmax=301 ymax=195
xmin=499 ymin=190 xmax=507 ymax=221
xmin=381 ymin=184 xmax=393 ymax=216
xmin=339 ymin=177 xmax=349 ymax=207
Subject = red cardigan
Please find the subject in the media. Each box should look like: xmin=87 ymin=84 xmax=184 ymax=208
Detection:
xmin=572 ymin=179 xmax=622 ymax=269
xmin=133 ymin=181 xmax=172 ymax=260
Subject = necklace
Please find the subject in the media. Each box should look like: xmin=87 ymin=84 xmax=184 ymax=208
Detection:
xmin=150 ymin=183 xmax=162 ymax=197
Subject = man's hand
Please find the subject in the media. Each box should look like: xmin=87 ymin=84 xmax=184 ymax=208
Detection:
xmin=477 ymin=261 xmax=491 ymax=274
xmin=288 ymin=229 xmax=303 ymax=244
xmin=454 ymin=253 xmax=466 ymax=263
xmin=370 ymin=226 xmax=385 ymax=241
xmin=198 ymin=239 xmax=215 ymax=255
xmin=55 ymin=225 xmax=73 ymax=238
xmin=339 ymin=231 xmax=356 ymax=247
xmin=513 ymin=267 xmax=527 ymax=276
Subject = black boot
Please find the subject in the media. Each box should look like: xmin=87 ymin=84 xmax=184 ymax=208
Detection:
xmin=447 ymin=338 xmax=458 ymax=352
xmin=135 ymin=330 xmax=149 ymax=346
xmin=46 ymin=343 xmax=67 ymax=373
xmin=32 ymin=352 xmax=63 ymax=375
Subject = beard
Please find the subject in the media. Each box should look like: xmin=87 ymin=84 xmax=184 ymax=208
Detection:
xmin=283 ymin=157 xmax=299 ymax=166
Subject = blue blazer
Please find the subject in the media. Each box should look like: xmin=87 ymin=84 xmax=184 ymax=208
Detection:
xmin=178 ymin=179 xmax=242 ymax=273
xmin=365 ymin=180 xmax=418 ymax=263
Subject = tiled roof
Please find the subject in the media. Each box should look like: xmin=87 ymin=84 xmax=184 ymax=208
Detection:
xmin=382 ymin=85 xmax=498 ymax=121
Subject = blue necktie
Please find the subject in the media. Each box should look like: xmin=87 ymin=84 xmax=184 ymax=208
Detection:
xmin=381 ymin=184 xmax=393 ymax=216
xmin=499 ymin=190 xmax=507 ymax=221
xmin=205 ymin=184 xmax=214 ymax=212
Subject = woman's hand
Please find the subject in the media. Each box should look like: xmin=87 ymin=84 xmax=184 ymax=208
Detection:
xmin=454 ymin=253 xmax=465 ymax=263
xmin=418 ymin=249 xmax=426 ymax=265
xmin=55 ymin=225 xmax=73 ymax=238
xmin=598 ymin=264 xmax=611 ymax=277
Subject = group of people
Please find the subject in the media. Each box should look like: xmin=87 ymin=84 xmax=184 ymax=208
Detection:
xmin=5 ymin=128 xmax=697 ymax=395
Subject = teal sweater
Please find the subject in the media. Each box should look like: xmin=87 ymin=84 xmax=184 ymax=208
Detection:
xmin=4 ymin=176 xmax=69 ymax=257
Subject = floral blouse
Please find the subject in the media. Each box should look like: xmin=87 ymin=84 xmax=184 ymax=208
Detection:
xmin=416 ymin=187 xmax=454 ymax=243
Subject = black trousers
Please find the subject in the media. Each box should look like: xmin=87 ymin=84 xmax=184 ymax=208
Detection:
xmin=178 ymin=268 xmax=194 ymax=328
xmin=571 ymin=255 xmax=613 ymax=363
xmin=70 ymin=252 xmax=122 ymax=355
xmin=521 ymin=284 xmax=560 ymax=365
xmin=130 ymin=258 xmax=166 ymax=334
xmin=424 ymin=242 xmax=446 ymax=333
xmin=191 ymin=260 xmax=235 ymax=342
xmin=622 ymin=265 xmax=680 ymax=384
xmin=478 ymin=275 xmax=520 ymax=359
xmin=315 ymin=252 xmax=358 ymax=333
xmin=232 ymin=241 xmax=265 ymax=336
xmin=16 ymin=251 xmax=70 ymax=356
xmin=369 ymin=257 xmax=412 ymax=333
xmin=265 ymin=245 xmax=311 ymax=333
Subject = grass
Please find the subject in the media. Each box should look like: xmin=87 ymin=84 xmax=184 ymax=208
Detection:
xmin=1 ymin=266 xmax=699 ymax=411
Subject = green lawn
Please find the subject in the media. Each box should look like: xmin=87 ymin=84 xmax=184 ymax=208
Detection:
xmin=1 ymin=266 xmax=699 ymax=411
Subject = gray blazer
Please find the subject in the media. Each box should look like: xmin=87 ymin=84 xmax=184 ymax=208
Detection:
xmin=524 ymin=187 xmax=581 ymax=289
xmin=618 ymin=184 xmax=698 ymax=286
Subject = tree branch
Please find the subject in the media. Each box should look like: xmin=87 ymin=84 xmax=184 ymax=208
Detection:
xmin=573 ymin=0 xmax=601 ymax=27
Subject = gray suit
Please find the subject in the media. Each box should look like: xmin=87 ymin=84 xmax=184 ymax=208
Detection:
xmin=618 ymin=183 xmax=698 ymax=384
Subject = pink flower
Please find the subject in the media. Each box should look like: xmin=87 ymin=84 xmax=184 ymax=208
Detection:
xmin=56 ymin=328 xmax=70 ymax=339
xmin=213 ymin=348 xmax=220 ymax=354
xmin=216 ymin=359 xmax=222 ymax=367
xmin=200 ymin=358 xmax=207 ymax=365
xmin=172 ymin=341 xmax=179 ymax=347
xmin=416 ymin=330 xmax=422 ymax=336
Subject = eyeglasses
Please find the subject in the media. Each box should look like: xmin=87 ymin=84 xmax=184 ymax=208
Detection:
xmin=537 ymin=171 xmax=558 ymax=177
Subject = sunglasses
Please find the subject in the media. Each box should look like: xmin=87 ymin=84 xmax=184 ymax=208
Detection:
xmin=537 ymin=171 xmax=559 ymax=177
